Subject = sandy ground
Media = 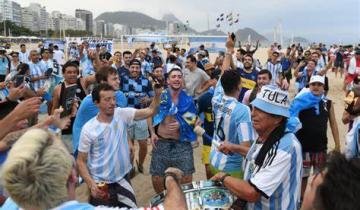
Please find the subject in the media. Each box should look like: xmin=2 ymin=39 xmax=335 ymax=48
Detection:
xmin=71 ymin=47 xmax=348 ymax=207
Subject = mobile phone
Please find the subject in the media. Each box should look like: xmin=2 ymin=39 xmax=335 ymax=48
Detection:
xmin=149 ymin=73 xmax=163 ymax=88
xmin=45 ymin=68 xmax=53 ymax=76
xmin=60 ymin=84 xmax=78 ymax=118
xmin=230 ymin=33 xmax=236 ymax=42
xmin=14 ymin=75 xmax=25 ymax=87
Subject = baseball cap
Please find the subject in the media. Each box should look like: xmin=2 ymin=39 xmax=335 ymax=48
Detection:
xmin=129 ymin=59 xmax=141 ymax=66
xmin=309 ymin=75 xmax=325 ymax=85
xmin=251 ymin=85 xmax=290 ymax=118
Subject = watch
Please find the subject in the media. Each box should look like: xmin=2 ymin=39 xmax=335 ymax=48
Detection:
xmin=220 ymin=173 xmax=231 ymax=183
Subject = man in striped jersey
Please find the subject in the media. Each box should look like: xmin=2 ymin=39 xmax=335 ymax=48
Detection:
xmin=265 ymin=51 xmax=289 ymax=89
xmin=77 ymin=83 xmax=162 ymax=209
xmin=209 ymin=34 xmax=255 ymax=179
xmin=212 ymin=85 xmax=302 ymax=210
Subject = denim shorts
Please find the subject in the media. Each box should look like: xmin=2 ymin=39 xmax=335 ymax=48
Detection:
xmin=127 ymin=119 xmax=149 ymax=140
xmin=150 ymin=140 xmax=195 ymax=176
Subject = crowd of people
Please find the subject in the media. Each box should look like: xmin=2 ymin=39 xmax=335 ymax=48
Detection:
xmin=0 ymin=33 xmax=359 ymax=210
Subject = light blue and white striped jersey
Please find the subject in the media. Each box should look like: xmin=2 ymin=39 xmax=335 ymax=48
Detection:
xmin=29 ymin=61 xmax=47 ymax=91
xmin=243 ymin=133 xmax=302 ymax=210
xmin=141 ymin=60 xmax=152 ymax=75
xmin=80 ymin=54 xmax=95 ymax=77
xmin=210 ymin=81 xmax=255 ymax=172
xmin=19 ymin=51 xmax=30 ymax=64
xmin=265 ymin=61 xmax=283 ymax=87
xmin=78 ymin=107 xmax=136 ymax=183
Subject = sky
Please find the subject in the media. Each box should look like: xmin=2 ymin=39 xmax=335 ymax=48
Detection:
xmin=14 ymin=0 xmax=360 ymax=44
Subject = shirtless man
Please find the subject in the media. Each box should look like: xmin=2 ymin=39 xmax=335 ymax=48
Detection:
xmin=148 ymin=68 xmax=198 ymax=193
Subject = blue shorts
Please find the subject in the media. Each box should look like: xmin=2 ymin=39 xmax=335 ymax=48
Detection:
xmin=150 ymin=140 xmax=195 ymax=176
xmin=127 ymin=119 xmax=149 ymax=140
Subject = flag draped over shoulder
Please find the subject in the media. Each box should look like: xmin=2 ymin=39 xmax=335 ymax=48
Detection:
xmin=153 ymin=89 xmax=197 ymax=142
xmin=287 ymin=88 xmax=323 ymax=132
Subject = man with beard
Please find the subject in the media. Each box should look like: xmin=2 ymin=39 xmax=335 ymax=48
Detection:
xmin=148 ymin=68 xmax=198 ymax=193
xmin=242 ymin=69 xmax=272 ymax=105
xmin=121 ymin=59 xmax=154 ymax=173
xmin=118 ymin=51 xmax=132 ymax=77
xmin=237 ymin=54 xmax=258 ymax=102
xmin=77 ymin=83 xmax=162 ymax=208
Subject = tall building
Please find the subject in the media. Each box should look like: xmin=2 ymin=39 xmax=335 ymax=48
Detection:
xmin=11 ymin=1 xmax=21 ymax=25
xmin=51 ymin=11 xmax=86 ymax=32
xmin=0 ymin=0 xmax=22 ymax=26
xmin=105 ymin=22 xmax=114 ymax=37
xmin=21 ymin=7 xmax=35 ymax=31
xmin=28 ymin=3 xmax=47 ymax=31
xmin=75 ymin=9 xmax=93 ymax=34
xmin=95 ymin=20 xmax=105 ymax=36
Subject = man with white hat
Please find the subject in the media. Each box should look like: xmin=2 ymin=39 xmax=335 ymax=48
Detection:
xmin=295 ymin=75 xmax=340 ymax=199
xmin=212 ymin=84 xmax=303 ymax=210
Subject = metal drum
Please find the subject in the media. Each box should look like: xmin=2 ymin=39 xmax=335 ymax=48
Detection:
xmin=150 ymin=180 xmax=236 ymax=210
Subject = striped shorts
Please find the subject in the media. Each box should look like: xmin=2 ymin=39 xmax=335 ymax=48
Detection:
xmin=302 ymin=151 xmax=326 ymax=177
xmin=90 ymin=174 xmax=137 ymax=209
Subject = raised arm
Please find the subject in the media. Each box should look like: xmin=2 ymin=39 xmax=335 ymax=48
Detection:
xmin=222 ymin=33 xmax=236 ymax=75
xmin=317 ymin=56 xmax=335 ymax=76
xmin=294 ymin=61 xmax=306 ymax=79
xmin=134 ymin=86 xmax=162 ymax=120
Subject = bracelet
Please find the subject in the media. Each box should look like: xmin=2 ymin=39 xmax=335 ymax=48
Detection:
xmin=220 ymin=173 xmax=231 ymax=184
xmin=163 ymin=172 xmax=178 ymax=190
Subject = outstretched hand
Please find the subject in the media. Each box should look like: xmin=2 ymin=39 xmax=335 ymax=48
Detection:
xmin=225 ymin=33 xmax=235 ymax=51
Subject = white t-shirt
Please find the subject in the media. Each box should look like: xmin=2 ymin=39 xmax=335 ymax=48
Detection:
xmin=183 ymin=67 xmax=210 ymax=99
xmin=78 ymin=107 xmax=136 ymax=183
xmin=53 ymin=50 xmax=65 ymax=65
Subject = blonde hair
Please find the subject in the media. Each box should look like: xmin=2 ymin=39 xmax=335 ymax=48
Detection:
xmin=1 ymin=129 xmax=73 ymax=210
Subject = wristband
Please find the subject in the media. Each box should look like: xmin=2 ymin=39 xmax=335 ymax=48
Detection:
xmin=163 ymin=172 xmax=178 ymax=190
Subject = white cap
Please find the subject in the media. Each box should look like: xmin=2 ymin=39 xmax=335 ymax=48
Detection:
xmin=251 ymin=85 xmax=290 ymax=118
xmin=309 ymin=75 xmax=325 ymax=85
